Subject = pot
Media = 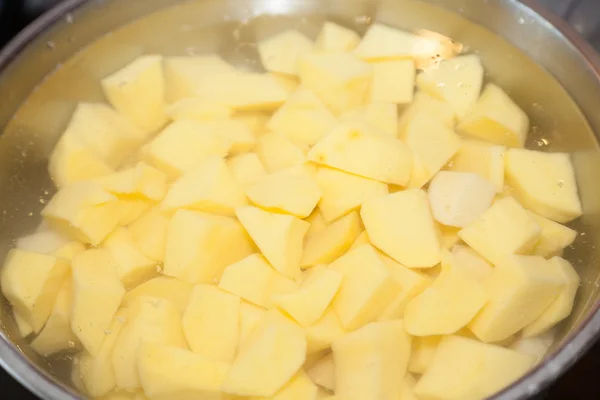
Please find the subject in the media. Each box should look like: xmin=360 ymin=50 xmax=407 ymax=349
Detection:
xmin=1 ymin=0 xmax=600 ymax=399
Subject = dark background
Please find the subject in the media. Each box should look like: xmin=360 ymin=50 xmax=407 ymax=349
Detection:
xmin=1 ymin=0 xmax=600 ymax=398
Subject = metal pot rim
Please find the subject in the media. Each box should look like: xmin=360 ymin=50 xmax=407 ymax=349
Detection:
xmin=0 ymin=1 xmax=599 ymax=399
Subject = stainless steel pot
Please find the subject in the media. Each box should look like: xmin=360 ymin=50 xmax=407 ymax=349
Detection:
xmin=1 ymin=0 xmax=600 ymax=399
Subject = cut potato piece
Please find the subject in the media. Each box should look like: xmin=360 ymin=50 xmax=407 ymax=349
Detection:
xmin=306 ymin=209 xmax=329 ymax=237
xmin=307 ymin=353 xmax=335 ymax=391
xmin=416 ymin=54 xmax=484 ymax=118
xmin=349 ymin=231 xmax=370 ymax=250
xmin=31 ymin=279 xmax=80 ymax=356
xmin=256 ymin=131 xmax=307 ymax=173
xmin=163 ymin=55 xmax=236 ymax=102
xmin=101 ymin=55 xmax=168 ymax=132
xmin=183 ymin=285 xmax=240 ymax=363
xmin=528 ymin=211 xmax=577 ymax=257
xmin=258 ymin=30 xmax=314 ymax=76
xmin=408 ymin=335 xmax=442 ymax=374
xmin=194 ymin=72 xmax=289 ymax=111
xmin=227 ymin=153 xmax=268 ymax=188
xmin=315 ymin=167 xmax=388 ymax=223
xmin=239 ymin=301 xmax=266 ymax=343
xmin=354 ymin=23 xmax=440 ymax=60
xmin=71 ymin=249 xmax=125 ymax=355
xmin=404 ymin=263 xmax=488 ymax=336
xmin=234 ymin=111 xmax=270 ymax=135
xmin=13 ymin=312 xmax=34 ymax=338
xmin=306 ymin=308 xmax=346 ymax=354
xmin=369 ymin=59 xmax=415 ymax=104
xmin=403 ymin=112 xmax=462 ymax=188
xmin=112 ymin=296 xmax=187 ymax=390
xmin=166 ymin=98 xmax=234 ymax=121
xmin=145 ymin=119 xmax=231 ymax=178
xmin=201 ymin=119 xmax=256 ymax=155
xmin=299 ymin=52 xmax=373 ymax=114
xmin=330 ymin=245 xmax=400 ymax=330
xmin=102 ymin=162 xmax=167 ymax=202
xmin=1 ymin=249 xmax=69 ymax=332
xmin=458 ymin=197 xmax=541 ymax=266
xmin=138 ymin=343 xmax=230 ymax=400
xmin=522 ymin=257 xmax=580 ymax=337
xmin=164 ymin=209 xmax=254 ymax=285
xmin=510 ymin=330 xmax=555 ymax=362
xmin=115 ymin=199 xmax=151 ymax=227
xmin=340 ymin=103 xmax=397 ymax=136
xmin=246 ymin=164 xmax=321 ymax=218
xmin=272 ymin=268 xmax=343 ymax=327
xmin=444 ymin=246 xmax=493 ymax=283
xmin=128 ymin=207 xmax=171 ymax=262
xmin=236 ymin=206 xmax=309 ymax=280
xmin=361 ymin=190 xmax=441 ymax=268
xmin=104 ymin=228 xmax=158 ymax=288
xmin=428 ymin=171 xmax=496 ymax=228
xmin=506 ymin=148 xmax=582 ymax=223
xmin=333 ymin=320 xmax=411 ymax=400
xmin=377 ymin=255 xmax=432 ymax=320
xmin=258 ymin=370 xmax=319 ymax=400
xmin=122 ymin=276 xmax=192 ymax=314
xmin=301 ymin=211 xmax=362 ymax=267
xmin=221 ymin=311 xmax=306 ymax=397
xmin=308 ymin=121 xmax=412 ymax=186
xmin=458 ymin=83 xmax=529 ymax=147
xmin=448 ymin=139 xmax=506 ymax=192
xmin=398 ymin=91 xmax=455 ymax=136
xmin=15 ymin=230 xmax=71 ymax=255
xmin=315 ymin=21 xmax=361 ymax=53
xmin=414 ymin=335 xmax=535 ymax=400
xmin=468 ymin=255 xmax=565 ymax=342
xmin=267 ymin=87 xmax=338 ymax=146
xmin=162 ymin=156 xmax=247 ymax=216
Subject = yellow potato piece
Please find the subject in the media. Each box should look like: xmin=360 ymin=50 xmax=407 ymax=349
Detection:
xmin=128 ymin=207 xmax=171 ymax=262
xmin=305 ymin=307 xmax=346 ymax=354
xmin=246 ymin=164 xmax=321 ymax=218
xmin=308 ymin=121 xmax=412 ymax=186
xmin=330 ymin=244 xmax=400 ymax=330
xmin=416 ymin=54 xmax=484 ymax=118
xmin=239 ymin=301 xmax=266 ymax=343
xmin=469 ymin=255 xmax=565 ymax=343
xmin=315 ymin=21 xmax=360 ymax=53
xmin=340 ymin=102 xmax=398 ymax=136
xmin=31 ymin=279 xmax=80 ymax=356
xmin=71 ymin=249 xmax=125 ymax=355
xmin=268 ymin=87 xmax=338 ymax=146
xmin=333 ymin=320 xmax=411 ymax=400
xmin=528 ymin=211 xmax=577 ymax=257
xmin=101 ymin=55 xmax=168 ymax=132
xmin=408 ymin=335 xmax=442 ymax=374
xmin=79 ymin=309 xmax=127 ymax=397
xmin=414 ymin=336 xmax=535 ymax=400
xmin=13 ymin=312 xmax=34 ymax=338
xmin=112 ymin=296 xmax=187 ymax=391
xmin=301 ymin=211 xmax=362 ymax=267
xmin=236 ymin=206 xmax=309 ymax=280
xmin=404 ymin=263 xmax=488 ymax=336
xmin=272 ymin=268 xmax=343 ymax=327
xmin=115 ymin=199 xmax=151 ymax=227
xmin=349 ymin=231 xmax=370 ymax=251
xmin=458 ymin=83 xmax=529 ymax=148
xmin=506 ymin=148 xmax=582 ymax=223
xmin=258 ymin=30 xmax=314 ymax=76
xmin=316 ymin=166 xmax=388 ymax=223
xmin=369 ymin=59 xmax=416 ymax=104
xmin=201 ymin=119 xmax=256 ymax=155
xmin=403 ymin=112 xmax=462 ymax=188
xmin=122 ymin=276 xmax=192 ymax=314
xmin=145 ymin=119 xmax=231 ymax=179
xmin=227 ymin=153 xmax=268 ymax=188
xmin=443 ymin=246 xmax=493 ymax=283
xmin=102 ymin=162 xmax=167 ymax=202
xmin=104 ymin=228 xmax=158 ymax=288
xmin=307 ymin=353 xmax=335 ymax=391
xmin=166 ymin=98 xmax=234 ymax=121
xmin=305 ymin=209 xmax=329 ymax=237
xmin=448 ymin=139 xmax=506 ymax=192
xmin=221 ymin=311 xmax=307 ymax=397
xmin=15 ymin=229 xmax=71 ymax=256
xmin=361 ymin=190 xmax=441 ymax=268
xmin=458 ymin=197 xmax=541 ymax=266
xmin=183 ymin=285 xmax=240 ymax=363
xmin=163 ymin=55 xmax=236 ymax=102
xmin=398 ymin=91 xmax=455 ymax=136
xmin=162 ymin=156 xmax=248 ymax=216
xmin=1 ymin=249 xmax=69 ymax=333
xmin=299 ymin=52 xmax=373 ymax=115
xmin=438 ymin=224 xmax=461 ymax=250
xmin=354 ymin=23 xmax=441 ymax=61
xmin=164 ymin=209 xmax=254 ymax=285
xmin=138 ymin=343 xmax=230 ymax=400
xmin=522 ymin=257 xmax=580 ymax=337
xmin=256 ymin=370 xmax=319 ymax=400
xmin=256 ymin=131 xmax=308 ymax=173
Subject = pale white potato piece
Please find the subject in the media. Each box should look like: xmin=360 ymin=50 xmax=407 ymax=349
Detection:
xmin=459 ymin=83 xmax=529 ymax=147
xmin=258 ymin=30 xmax=314 ymax=76
xmin=428 ymin=171 xmax=496 ymax=228
xmin=101 ymin=55 xmax=168 ymax=132
xmin=354 ymin=23 xmax=442 ymax=60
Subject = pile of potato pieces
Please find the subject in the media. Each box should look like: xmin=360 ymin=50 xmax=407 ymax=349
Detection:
xmin=0 ymin=19 xmax=584 ymax=400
